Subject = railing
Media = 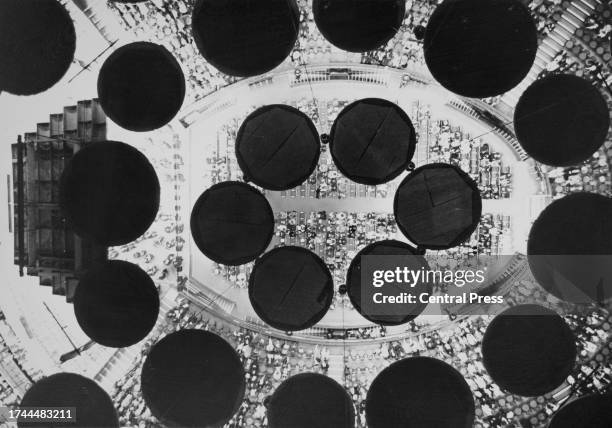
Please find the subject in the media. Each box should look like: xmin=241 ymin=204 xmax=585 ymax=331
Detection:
xmin=182 ymin=254 xmax=529 ymax=346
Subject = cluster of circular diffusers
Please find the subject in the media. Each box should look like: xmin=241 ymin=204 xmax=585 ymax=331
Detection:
xmin=58 ymin=140 xmax=162 ymax=349
xmin=4 ymin=0 xmax=608 ymax=173
xmin=191 ymin=98 xmax=483 ymax=329
xmin=6 ymin=0 xmax=612 ymax=426
xmin=13 ymin=305 xmax=605 ymax=428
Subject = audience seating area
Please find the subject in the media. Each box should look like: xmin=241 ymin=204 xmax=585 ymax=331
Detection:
xmin=111 ymin=300 xmax=331 ymax=427
xmin=103 ymin=258 xmax=612 ymax=428
xmin=427 ymin=120 xmax=513 ymax=199
xmin=109 ymin=0 xmax=573 ymax=100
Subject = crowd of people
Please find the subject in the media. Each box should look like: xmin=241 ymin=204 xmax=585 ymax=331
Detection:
xmin=432 ymin=213 xmax=512 ymax=258
xmin=546 ymin=153 xmax=611 ymax=198
xmin=279 ymin=142 xmax=400 ymax=199
xmin=104 ymin=257 xmax=612 ymax=428
xmin=0 ymin=312 xmax=41 ymax=412
xmin=276 ymin=210 xmax=505 ymax=305
xmin=344 ymin=276 xmax=611 ymax=428
xmin=427 ymin=120 xmax=513 ymax=200
xmin=275 ymin=210 xmax=397 ymax=308
xmin=213 ymin=210 xmax=511 ymax=306
xmin=528 ymin=0 xmax=564 ymax=38
xmin=360 ymin=0 xmax=435 ymax=69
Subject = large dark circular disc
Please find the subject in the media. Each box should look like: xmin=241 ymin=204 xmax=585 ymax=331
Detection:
xmin=514 ymin=74 xmax=610 ymax=167
xmin=191 ymin=181 xmax=274 ymax=265
xmin=267 ymin=373 xmax=355 ymax=428
xmin=141 ymin=329 xmax=245 ymax=427
xmin=98 ymin=42 xmax=185 ymax=132
xmin=346 ymin=240 xmax=431 ymax=325
xmin=0 ymin=0 xmax=76 ymax=95
xmin=549 ymin=394 xmax=612 ymax=428
xmin=249 ymin=246 xmax=334 ymax=331
xmin=527 ymin=192 xmax=612 ymax=304
xmin=192 ymin=0 xmax=299 ymax=77
xmin=59 ymin=141 xmax=160 ymax=247
xmin=366 ymin=357 xmax=475 ymax=428
xmin=481 ymin=304 xmax=576 ymax=397
xmin=19 ymin=373 xmax=118 ymax=427
xmin=73 ymin=260 xmax=159 ymax=348
xmin=424 ymin=0 xmax=537 ymax=98
xmin=394 ymin=163 xmax=482 ymax=250
xmin=236 ymin=105 xmax=321 ymax=190
xmin=329 ymin=98 xmax=417 ymax=185
xmin=313 ymin=0 xmax=405 ymax=52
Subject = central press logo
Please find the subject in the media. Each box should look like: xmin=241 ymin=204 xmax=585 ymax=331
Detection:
xmin=360 ymin=255 xmax=511 ymax=317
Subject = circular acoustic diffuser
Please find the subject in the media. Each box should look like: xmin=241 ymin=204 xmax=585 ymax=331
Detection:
xmin=141 ymin=329 xmax=245 ymax=427
xmin=548 ymin=393 xmax=612 ymax=428
xmin=329 ymin=98 xmax=417 ymax=185
xmin=366 ymin=357 xmax=475 ymax=428
xmin=98 ymin=42 xmax=185 ymax=132
xmin=312 ymin=0 xmax=405 ymax=52
xmin=0 ymin=0 xmax=76 ymax=95
xmin=192 ymin=0 xmax=299 ymax=77
xmin=249 ymin=246 xmax=334 ymax=331
xmin=346 ymin=240 xmax=431 ymax=325
xmin=191 ymin=181 xmax=274 ymax=265
xmin=59 ymin=141 xmax=160 ymax=247
xmin=19 ymin=373 xmax=118 ymax=428
xmin=236 ymin=105 xmax=320 ymax=190
xmin=73 ymin=260 xmax=159 ymax=348
xmin=527 ymin=192 xmax=612 ymax=304
xmin=394 ymin=163 xmax=482 ymax=250
xmin=514 ymin=74 xmax=610 ymax=167
xmin=267 ymin=373 xmax=355 ymax=428
xmin=424 ymin=0 xmax=537 ymax=98
xmin=481 ymin=304 xmax=576 ymax=397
